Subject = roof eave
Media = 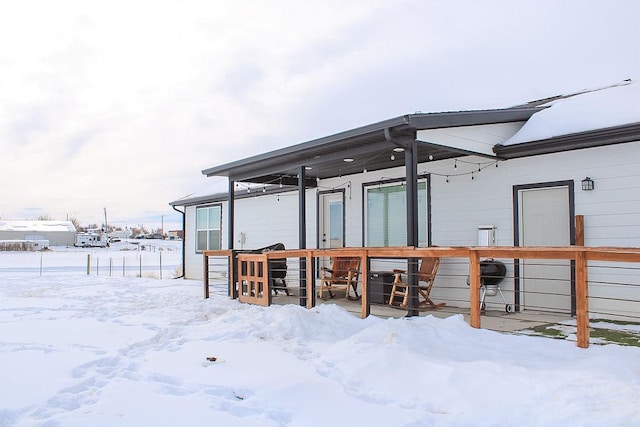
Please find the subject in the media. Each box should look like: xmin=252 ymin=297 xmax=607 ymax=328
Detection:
xmin=201 ymin=106 xmax=545 ymax=180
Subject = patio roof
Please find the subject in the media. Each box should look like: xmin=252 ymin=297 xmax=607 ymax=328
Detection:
xmin=201 ymin=107 xmax=544 ymax=185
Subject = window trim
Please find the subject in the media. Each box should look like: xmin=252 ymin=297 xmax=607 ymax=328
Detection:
xmin=195 ymin=203 xmax=223 ymax=253
xmin=361 ymin=174 xmax=430 ymax=248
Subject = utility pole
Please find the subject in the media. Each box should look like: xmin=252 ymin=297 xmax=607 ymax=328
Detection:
xmin=104 ymin=208 xmax=109 ymax=241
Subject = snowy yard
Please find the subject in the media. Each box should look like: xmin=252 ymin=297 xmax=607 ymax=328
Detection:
xmin=1 ymin=251 xmax=639 ymax=426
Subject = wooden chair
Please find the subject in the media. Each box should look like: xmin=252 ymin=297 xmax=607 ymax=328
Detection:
xmin=389 ymin=257 xmax=445 ymax=309
xmin=318 ymin=257 xmax=361 ymax=299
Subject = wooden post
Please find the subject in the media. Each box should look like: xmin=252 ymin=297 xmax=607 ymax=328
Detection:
xmin=87 ymin=254 xmax=91 ymax=275
xmin=360 ymin=250 xmax=369 ymax=319
xmin=203 ymin=253 xmax=210 ymax=299
xmin=575 ymin=250 xmax=589 ymax=348
xmin=576 ymin=215 xmax=584 ymax=246
xmin=469 ymin=250 xmax=481 ymax=328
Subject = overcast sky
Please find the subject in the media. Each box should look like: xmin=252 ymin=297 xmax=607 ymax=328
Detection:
xmin=1 ymin=0 xmax=638 ymax=230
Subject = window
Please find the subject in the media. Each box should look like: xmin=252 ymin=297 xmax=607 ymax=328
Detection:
xmin=365 ymin=181 xmax=427 ymax=247
xmin=196 ymin=205 xmax=222 ymax=251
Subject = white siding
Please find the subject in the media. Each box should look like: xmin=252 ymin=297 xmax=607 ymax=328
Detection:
xmin=183 ymin=189 xmax=317 ymax=280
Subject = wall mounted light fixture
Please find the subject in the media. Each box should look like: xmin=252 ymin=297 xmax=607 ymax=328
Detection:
xmin=581 ymin=177 xmax=594 ymax=191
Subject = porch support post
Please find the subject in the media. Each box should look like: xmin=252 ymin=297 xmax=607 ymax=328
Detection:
xmin=405 ymin=140 xmax=420 ymax=316
xmin=298 ymin=166 xmax=311 ymax=307
xmin=228 ymin=179 xmax=238 ymax=299
xmin=575 ymin=250 xmax=590 ymax=348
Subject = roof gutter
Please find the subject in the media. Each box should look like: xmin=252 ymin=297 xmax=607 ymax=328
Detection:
xmin=172 ymin=205 xmax=185 ymax=279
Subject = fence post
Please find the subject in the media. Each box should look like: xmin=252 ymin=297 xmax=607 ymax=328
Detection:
xmin=576 ymin=215 xmax=585 ymax=246
xmin=469 ymin=249 xmax=481 ymax=328
xmin=109 ymin=257 xmax=112 ymax=277
xmin=203 ymin=253 xmax=210 ymax=299
xmin=159 ymin=252 xmax=163 ymax=280
xmin=87 ymin=254 xmax=91 ymax=275
xmin=96 ymin=258 xmax=99 ymax=276
xmin=360 ymin=249 xmax=369 ymax=319
xmin=139 ymin=256 xmax=142 ymax=277
xmin=575 ymin=250 xmax=590 ymax=348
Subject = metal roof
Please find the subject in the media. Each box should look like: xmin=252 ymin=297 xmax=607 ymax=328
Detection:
xmin=201 ymin=107 xmax=544 ymax=184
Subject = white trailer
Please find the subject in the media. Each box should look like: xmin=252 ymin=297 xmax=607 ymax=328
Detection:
xmin=74 ymin=232 xmax=108 ymax=248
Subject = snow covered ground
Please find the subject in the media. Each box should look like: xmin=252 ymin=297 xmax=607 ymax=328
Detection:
xmin=1 ymin=248 xmax=639 ymax=426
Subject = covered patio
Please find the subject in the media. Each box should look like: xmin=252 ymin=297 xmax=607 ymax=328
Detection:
xmin=201 ymin=107 xmax=543 ymax=316
xmin=197 ymin=103 xmax=640 ymax=349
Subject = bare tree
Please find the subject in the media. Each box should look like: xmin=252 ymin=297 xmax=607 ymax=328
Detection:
xmin=69 ymin=217 xmax=84 ymax=232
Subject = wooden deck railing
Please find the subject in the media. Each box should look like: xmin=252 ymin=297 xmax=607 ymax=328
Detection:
xmin=204 ymin=246 xmax=640 ymax=348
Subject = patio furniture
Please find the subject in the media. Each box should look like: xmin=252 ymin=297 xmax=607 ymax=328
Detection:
xmin=318 ymin=257 xmax=361 ymax=299
xmin=389 ymin=256 xmax=445 ymax=309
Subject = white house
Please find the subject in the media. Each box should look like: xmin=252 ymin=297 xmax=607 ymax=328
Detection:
xmin=170 ymin=80 xmax=640 ymax=317
xmin=0 ymin=220 xmax=77 ymax=247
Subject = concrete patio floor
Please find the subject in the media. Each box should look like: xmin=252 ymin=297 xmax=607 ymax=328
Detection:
xmin=270 ymin=293 xmax=572 ymax=334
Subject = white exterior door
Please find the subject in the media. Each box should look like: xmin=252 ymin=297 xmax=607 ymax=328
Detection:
xmin=518 ymin=185 xmax=572 ymax=313
xmin=320 ymin=192 xmax=344 ymax=249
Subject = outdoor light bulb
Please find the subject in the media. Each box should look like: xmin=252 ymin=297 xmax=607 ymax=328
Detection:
xmin=429 ymin=154 xmax=434 ymax=161
xmin=391 ymin=154 xmax=395 ymax=161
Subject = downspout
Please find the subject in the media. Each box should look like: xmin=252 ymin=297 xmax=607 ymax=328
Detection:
xmin=172 ymin=205 xmax=185 ymax=279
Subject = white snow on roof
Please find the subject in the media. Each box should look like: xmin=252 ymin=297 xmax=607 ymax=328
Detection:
xmin=503 ymin=80 xmax=640 ymax=146
xmin=0 ymin=220 xmax=77 ymax=233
